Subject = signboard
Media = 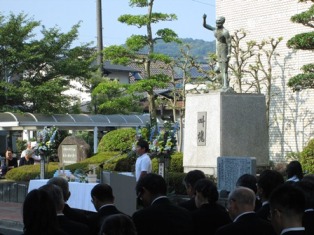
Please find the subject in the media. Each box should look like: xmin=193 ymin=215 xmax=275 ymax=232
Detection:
xmin=197 ymin=112 xmax=207 ymax=146
xmin=61 ymin=145 xmax=78 ymax=165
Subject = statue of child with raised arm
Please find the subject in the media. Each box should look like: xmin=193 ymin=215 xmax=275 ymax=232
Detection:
xmin=203 ymin=14 xmax=232 ymax=91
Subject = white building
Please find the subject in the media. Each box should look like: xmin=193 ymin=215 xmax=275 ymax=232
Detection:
xmin=216 ymin=0 xmax=314 ymax=162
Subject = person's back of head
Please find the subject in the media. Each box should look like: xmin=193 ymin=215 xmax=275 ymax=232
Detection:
xmin=257 ymin=169 xmax=284 ymax=201
xmin=302 ymin=174 xmax=314 ymax=185
xmin=91 ymin=183 xmax=114 ymax=211
xmin=227 ymin=187 xmax=255 ymax=220
xmin=136 ymin=173 xmax=167 ymax=196
xmin=269 ymin=184 xmax=305 ymax=234
xmin=286 ymin=160 xmax=303 ymax=181
xmin=100 ymin=214 xmax=137 ymax=235
xmin=183 ymin=170 xmax=206 ymax=197
xmin=236 ymin=173 xmax=258 ymax=194
xmin=194 ymin=178 xmax=218 ymax=205
xmin=294 ymin=180 xmax=314 ymax=209
xmin=136 ymin=173 xmax=167 ymax=207
xmin=23 ymin=189 xmax=59 ymax=235
xmin=39 ymin=184 xmax=64 ymax=213
xmin=47 ymin=176 xmax=70 ymax=201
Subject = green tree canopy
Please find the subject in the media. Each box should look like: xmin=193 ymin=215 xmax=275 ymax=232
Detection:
xmin=0 ymin=13 xmax=96 ymax=113
xmin=102 ymin=0 xmax=181 ymax=126
xmin=287 ymin=1 xmax=314 ymax=90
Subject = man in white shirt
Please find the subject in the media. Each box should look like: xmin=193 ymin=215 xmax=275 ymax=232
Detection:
xmin=135 ymin=140 xmax=152 ymax=182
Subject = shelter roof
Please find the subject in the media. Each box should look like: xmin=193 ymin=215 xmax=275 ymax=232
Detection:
xmin=0 ymin=112 xmax=150 ymax=131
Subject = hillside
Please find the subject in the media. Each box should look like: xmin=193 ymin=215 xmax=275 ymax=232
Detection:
xmin=141 ymin=38 xmax=216 ymax=62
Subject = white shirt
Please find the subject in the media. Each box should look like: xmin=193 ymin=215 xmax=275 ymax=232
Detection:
xmin=135 ymin=153 xmax=152 ymax=181
xmin=21 ymin=149 xmax=41 ymax=161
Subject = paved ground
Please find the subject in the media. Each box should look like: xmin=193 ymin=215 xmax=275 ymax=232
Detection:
xmin=0 ymin=201 xmax=23 ymax=235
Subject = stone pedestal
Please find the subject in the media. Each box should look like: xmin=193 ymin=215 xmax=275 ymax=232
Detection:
xmin=183 ymin=92 xmax=269 ymax=175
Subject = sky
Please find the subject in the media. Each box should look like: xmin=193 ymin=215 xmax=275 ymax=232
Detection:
xmin=1 ymin=0 xmax=216 ymax=47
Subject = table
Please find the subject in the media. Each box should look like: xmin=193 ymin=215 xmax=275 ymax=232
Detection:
xmin=28 ymin=179 xmax=97 ymax=212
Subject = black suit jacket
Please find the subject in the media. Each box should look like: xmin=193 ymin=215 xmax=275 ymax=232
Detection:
xmin=282 ymin=231 xmax=306 ymax=235
xmin=256 ymin=203 xmax=271 ymax=221
xmin=214 ymin=212 xmax=276 ymax=235
xmin=87 ymin=205 xmax=123 ymax=235
xmin=191 ymin=203 xmax=232 ymax=235
xmin=303 ymin=210 xmax=314 ymax=235
xmin=132 ymin=197 xmax=194 ymax=235
xmin=63 ymin=203 xmax=94 ymax=225
xmin=178 ymin=197 xmax=197 ymax=211
xmin=57 ymin=215 xmax=91 ymax=235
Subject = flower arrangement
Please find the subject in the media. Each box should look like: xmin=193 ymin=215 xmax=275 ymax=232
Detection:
xmin=36 ymin=126 xmax=58 ymax=159
xmin=135 ymin=121 xmax=179 ymax=159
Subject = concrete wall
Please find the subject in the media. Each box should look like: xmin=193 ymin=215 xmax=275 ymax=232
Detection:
xmin=183 ymin=92 xmax=268 ymax=175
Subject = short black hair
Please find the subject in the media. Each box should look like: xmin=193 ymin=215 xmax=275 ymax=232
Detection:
xmin=236 ymin=174 xmax=258 ymax=193
xmin=136 ymin=173 xmax=167 ymax=196
xmin=269 ymin=183 xmax=305 ymax=217
xmin=257 ymin=170 xmax=284 ymax=199
xmin=91 ymin=183 xmax=114 ymax=202
xmin=286 ymin=160 xmax=303 ymax=180
xmin=194 ymin=178 xmax=218 ymax=203
xmin=183 ymin=170 xmax=206 ymax=188
xmin=136 ymin=139 xmax=149 ymax=152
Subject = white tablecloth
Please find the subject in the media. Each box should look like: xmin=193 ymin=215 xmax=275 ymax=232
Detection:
xmin=28 ymin=179 xmax=97 ymax=212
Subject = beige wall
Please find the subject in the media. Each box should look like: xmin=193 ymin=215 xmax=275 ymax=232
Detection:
xmin=215 ymin=0 xmax=314 ymax=162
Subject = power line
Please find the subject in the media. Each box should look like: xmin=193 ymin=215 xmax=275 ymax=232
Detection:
xmin=192 ymin=0 xmax=215 ymax=7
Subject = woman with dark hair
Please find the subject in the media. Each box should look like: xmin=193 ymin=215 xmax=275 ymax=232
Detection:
xmin=286 ymin=160 xmax=304 ymax=182
xmin=22 ymin=189 xmax=68 ymax=235
xmin=191 ymin=178 xmax=231 ymax=235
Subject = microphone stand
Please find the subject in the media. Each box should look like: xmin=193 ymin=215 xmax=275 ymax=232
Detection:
xmin=86 ymin=150 xmax=128 ymax=184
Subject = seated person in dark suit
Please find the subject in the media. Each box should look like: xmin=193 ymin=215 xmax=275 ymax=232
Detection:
xmin=215 ymin=187 xmax=276 ymax=235
xmin=269 ymin=184 xmax=305 ymax=235
xmin=236 ymin=173 xmax=262 ymax=211
xmin=179 ymin=169 xmax=206 ymax=211
xmin=39 ymin=184 xmax=91 ymax=235
xmin=191 ymin=178 xmax=231 ymax=235
xmin=47 ymin=177 xmax=94 ymax=224
xmin=256 ymin=169 xmax=284 ymax=221
xmin=88 ymin=183 xmax=124 ymax=235
xmin=294 ymin=181 xmax=314 ymax=235
xmin=19 ymin=149 xmax=34 ymax=166
xmin=132 ymin=173 xmax=194 ymax=235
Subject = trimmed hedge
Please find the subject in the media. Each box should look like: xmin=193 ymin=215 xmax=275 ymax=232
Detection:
xmin=5 ymin=151 xmax=187 ymax=195
xmin=98 ymin=128 xmax=136 ymax=152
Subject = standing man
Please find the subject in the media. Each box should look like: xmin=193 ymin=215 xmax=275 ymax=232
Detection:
xmin=203 ymin=14 xmax=231 ymax=90
xmin=135 ymin=140 xmax=152 ymax=182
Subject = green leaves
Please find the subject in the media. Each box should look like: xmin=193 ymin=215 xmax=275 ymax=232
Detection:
xmin=287 ymin=2 xmax=314 ymax=90
xmin=0 ymin=13 xmax=95 ymax=113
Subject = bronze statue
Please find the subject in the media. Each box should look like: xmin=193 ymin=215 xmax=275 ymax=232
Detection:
xmin=203 ymin=14 xmax=231 ymax=91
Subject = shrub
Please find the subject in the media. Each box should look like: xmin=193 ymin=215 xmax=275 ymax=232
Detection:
xmin=5 ymin=151 xmax=133 ymax=181
xmin=300 ymin=139 xmax=314 ymax=174
xmin=98 ymin=128 xmax=136 ymax=152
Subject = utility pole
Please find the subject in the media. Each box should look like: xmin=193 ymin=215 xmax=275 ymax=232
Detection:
xmin=96 ymin=0 xmax=104 ymax=76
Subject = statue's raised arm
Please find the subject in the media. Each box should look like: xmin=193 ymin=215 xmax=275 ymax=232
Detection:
xmin=203 ymin=14 xmax=216 ymax=31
